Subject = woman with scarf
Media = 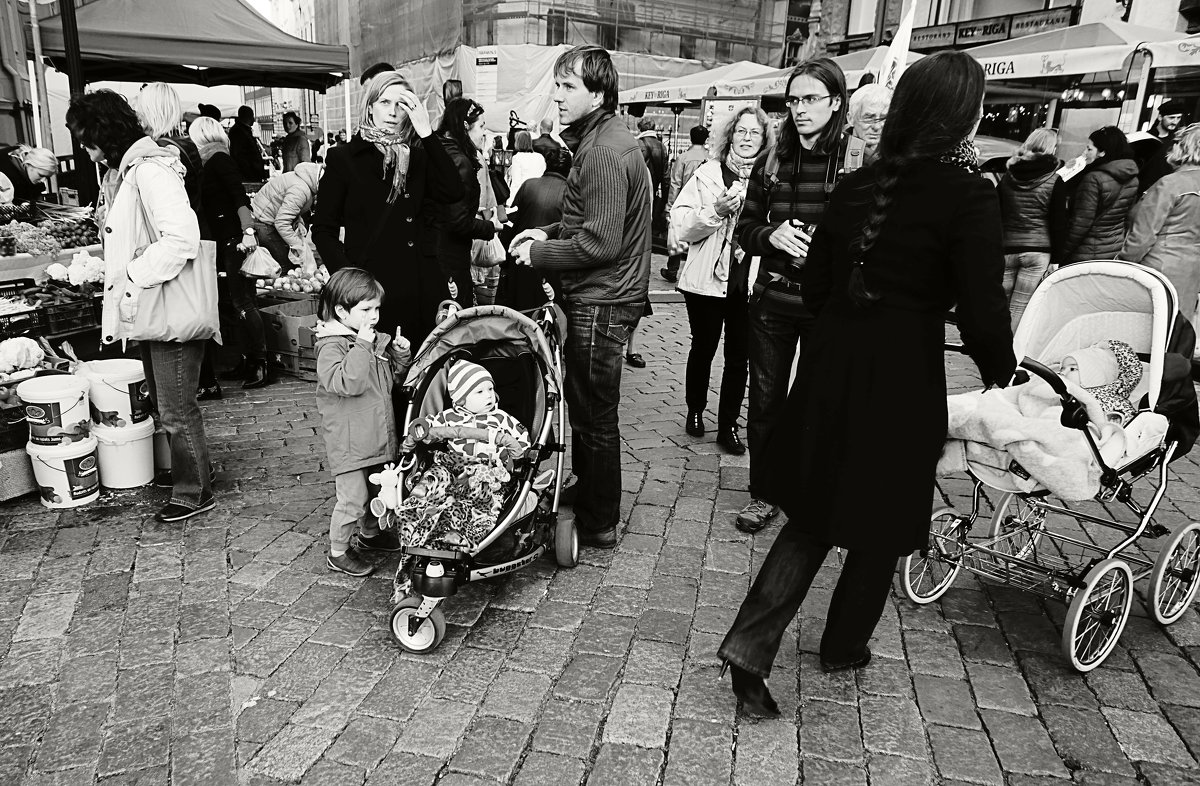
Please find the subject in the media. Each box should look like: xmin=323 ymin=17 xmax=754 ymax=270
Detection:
xmin=188 ymin=117 xmax=271 ymax=390
xmin=717 ymin=51 xmax=1015 ymax=717
xmin=313 ymin=71 xmax=464 ymax=345
xmin=669 ymin=106 xmax=770 ymax=456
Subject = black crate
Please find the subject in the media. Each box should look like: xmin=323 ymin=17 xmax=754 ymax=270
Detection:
xmin=43 ymin=297 xmax=99 ymax=335
xmin=0 ymin=308 xmax=43 ymax=339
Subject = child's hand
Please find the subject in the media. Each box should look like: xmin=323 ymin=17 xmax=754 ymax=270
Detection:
xmin=357 ymin=325 xmax=376 ymax=343
xmin=392 ymin=330 xmax=411 ymax=355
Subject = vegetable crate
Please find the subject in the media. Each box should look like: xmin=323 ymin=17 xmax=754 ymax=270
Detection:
xmin=42 ymin=297 xmax=101 ymax=335
xmin=260 ymin=299 xmax=318 ymax=355
xmin=268 ymin=349 xmax=317 ymax=382
xmin=0 ymin=408 xmax=28 ymax=453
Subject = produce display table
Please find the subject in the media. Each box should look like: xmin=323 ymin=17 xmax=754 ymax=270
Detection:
xmin=0 ymin=244 xmax=103 ymax=284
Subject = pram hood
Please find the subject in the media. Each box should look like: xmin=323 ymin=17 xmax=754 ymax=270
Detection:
xmin=1012 ymin=260 xmax=1198 ymax=456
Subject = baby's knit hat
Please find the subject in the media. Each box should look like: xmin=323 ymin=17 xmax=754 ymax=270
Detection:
xmin=447 ymin=360 xmax=492 ymax=408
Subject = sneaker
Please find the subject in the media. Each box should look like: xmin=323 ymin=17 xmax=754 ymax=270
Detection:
xmin=736 ymin=499 xmax=779 ymax=534
xmin=155 ymin=496 xmax=216 ymax=523
xmin=327 ymin=548 xmax=374 ymax=577
xmin=353 ymin=530 xmax=403 ymax=552
xmin=578 ymin=525 xmax=617 ymax=549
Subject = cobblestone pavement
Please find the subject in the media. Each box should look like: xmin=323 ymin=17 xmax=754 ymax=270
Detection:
xmin=3 ymin=294 xmax=1200 ymax=785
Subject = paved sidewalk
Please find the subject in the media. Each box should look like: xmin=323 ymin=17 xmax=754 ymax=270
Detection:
xmin=2 ymin=302 xmax=1200 ymax=784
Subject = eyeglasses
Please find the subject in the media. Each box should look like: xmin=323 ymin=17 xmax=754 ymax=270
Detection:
xmin=784 ymin=94 xmax=834 ymax=108
xmin=733 ymin=127 xmax=764 ymax=138
xmin=858 ymin=114 xmax=886 ymax=127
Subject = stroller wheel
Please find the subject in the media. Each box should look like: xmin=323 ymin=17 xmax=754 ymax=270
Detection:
xmin=390 ymin=597 xmax=447 ymax=654
xmin=1062 ymin=558 xmax=1133 ymax=672
xmin=988 ymin=493 xmax=1045 ymax=559
xmin=1150 ymin=522 xmax=1200 ymax=625
xmin=902 ymin=508 xmax=963 ymax=605
xmin=555 ymin=515 xmax=579 ymax=568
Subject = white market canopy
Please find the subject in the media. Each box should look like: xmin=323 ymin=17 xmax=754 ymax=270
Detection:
xmin=1140 ymin=36 xmax=1200 ymax=69
xmin=711 ymin=46 xmax=925 ymax=98
xmin=964 ymin=20 xmax=1178 ymax=80
xmin=618 ymin=61 xmax=780 ymax=105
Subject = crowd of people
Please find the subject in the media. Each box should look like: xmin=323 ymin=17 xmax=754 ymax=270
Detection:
xmin=68 ymin=42 xmax=1197 ymax=715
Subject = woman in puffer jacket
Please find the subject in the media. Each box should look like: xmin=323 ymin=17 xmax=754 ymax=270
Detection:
xmin=251 ymin=162 xmax=322 ymax=270
xmin=670 ymin=106 xmax=770 ymax=456
xmin=66 ymin=90 xmax=214 ymax=525
xmin=997 ymin=128 xmax=1068 ymax=328
xmin=1062 ymin=126 xmax=1139 ymax=266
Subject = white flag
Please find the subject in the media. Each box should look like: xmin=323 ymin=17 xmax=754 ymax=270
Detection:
xmin=880 ymin=0 xmax=916 ymax=89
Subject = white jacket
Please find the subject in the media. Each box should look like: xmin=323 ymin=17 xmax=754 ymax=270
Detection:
xmin=98 ymin=136 xmax=200 ymax=343
xmin=670 ymin=159 xmax=746 ymax=299
xmin=505 ymin=151 xmax=546 ymax=209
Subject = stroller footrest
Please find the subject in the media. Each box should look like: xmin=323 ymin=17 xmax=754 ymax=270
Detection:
xmin=404 ymin=545 xmax=465 ymax=560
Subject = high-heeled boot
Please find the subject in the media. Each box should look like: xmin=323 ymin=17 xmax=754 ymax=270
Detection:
xmin=720 ymin=660 xmax=780 ymax=717
xmin=242 ymin=358 xmax=272 ymax=390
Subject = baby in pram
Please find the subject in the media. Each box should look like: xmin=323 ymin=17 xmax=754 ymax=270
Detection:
xmin=397 ymin=360 xmax=531 ymax=553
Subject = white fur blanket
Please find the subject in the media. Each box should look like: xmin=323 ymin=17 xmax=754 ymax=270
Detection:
xmin=937 ymin=378 xmax=1127 ymax=501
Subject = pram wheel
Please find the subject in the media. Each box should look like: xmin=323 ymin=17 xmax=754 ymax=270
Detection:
xmin=1062 ymin=558 xmax=1133 ymax=672
xmin=902 ymin=508 xmax=963 ymax=605
xmin=1150 ymin=522 xmax=1200 ymax=625
xmin=555 ymin=515 xmax=579 ymax=567
xmin=390 ymin=596 xmax=447 ymax=654
xmin=988 ymin=493 xmax=1045 ymax=559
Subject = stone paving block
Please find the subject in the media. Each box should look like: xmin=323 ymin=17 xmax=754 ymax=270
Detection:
xmin=661 ymin=718 xmax=731 ymax=786
xmin=980 ymin=709 xmax=1070 ymax=778
xmin=325 ymin=715 xmax=402 ymax=769
xmin=854 ymin=653 xmax=912 ymax=698
xmin=13 ymin=592 xmax=77 ymax=641
xmin=914 ymin=674 xmax=981 ymax=730
xmin=554 ymin=653 xmax=623 ymax=703
xmin=575 ymin=612 xmax=637 ymax=657
xmin=531 ymin=698 xmax=605 ymax=759
xmin=636 ymin=608 xmax=692 ymax=646
xmin=674 ymin=665 xmax=736 ymax=724
xmin=645 ymin=574 xmax=698 ymax=614
xmin=35 ymin=700 xmax=109 ymax=772
xmin=529 ymin=599 xmax=586 ymax=631
xmin=1163 ymin=703 xmax=1200 ymax=761
xmin=799 ymin=699 xmax=864 ymax=764
xmin=310 ymin=608 xmax=374 ymax=649
xmin=97 ymin=719 xmax=169 ymax=777
xmin=800 ymin=757 xmax=869 ymax=786
xmin=623 ymin=639 xmax=684 ymax=688
xmin=464 ymin=608 xmax=529 ymax=652
xmin=481 ymin=669 xmax=552 ymax=724
xmin=589 ymin=743 xmax=664 ymax=785
xmin=1131 ymin=650 xmax=1200 ymax=708
xmin=490 ymin=575 xmax=551 ymax=613
xmin=1019 ymin=653 xmax=1100 ymax=709
xmin=1102 ymin=707 xmax=1196 ymax=767
xmin=928 ymin=724 xmax=1005 ymax=784
xmin=432 ymin=647 xmax=505 ymax=704
xmin=450 ymin=717 xmax=532 ymax=781
xmin=1139 ymin=762 xmax=1200 ymax=785
xmin=954 ymin=624 xmax=1016 ymax=666
xmin=902 ymin=628 xmax=965 ymax=679
xmin=0 ymin=685 xmax=51 ymax=747
xmin=394 ymin=697 xmax=476 ymax=759
xmin=513 ymin=751 xmax=586 ymax=786
xmin=866 ymin=753 xmax=938 ymax=785
xmin=245 ymin=723 xmax=336 ymax=782
xmin=860 ymin=694 xmax=927 ymax=760
xmin=1040 ymin=705 xmax=1136 ymax=777
xmin=356 ymin=658 xmax=438 ymax=723
xmin=365 ymin=752 xmax=442 ymax=785
xmin=1085 ymin=667 xmax=1160 ymax=714
xmin=732 ymin=720 xmax=798 ymax=786
xmin=998 ymin=611 xmax=1061 ymax=655
xmin=298 ymin=758 xmax=366 ymax=785
xmin=601 ymin=552 xmax=657 ymax=590
xmin=289 ymin=665 xmax=384 ymax=731
xmin=509 ymin=626 xmax=573 ymax=675
xmin=63 ymin=611 xmax=120 ymax=658
xmin=966 ymin=661 xmax=1037 ymax=716
xmin=627 ymin=505 xmax=670 ymax=537
xmin=178 ymin=601 xmax=230 ymax=642
xmin=113 ymin=663 xmax=173 ymax=722
xmin=237 ymin=698 xmax=299 ymax=743
xmin=176 ymin=637 xmax=230 ymax=676
xmin=0 ymin=745 xmax=32 ymax=784
xmin=56 ymin=651 xmax=118 ymax=704
xmin=602 ymin=684 xmax=673 ymax=748
xmin=591 ymin=585 xmax=646 ymax=618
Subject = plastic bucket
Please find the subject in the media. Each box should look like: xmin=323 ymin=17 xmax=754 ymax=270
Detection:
xmin=16 ymin=376 xmax=91 ymax=446
xmin=26 ymin=435 xmax=100 ymax=508
xmin=153 ymin=424 xmax=171 ymax=472
xmin=92 ymin=419 xmax=155 ymax=489
xmin=79 ymin=360 xmax=150 ymax=427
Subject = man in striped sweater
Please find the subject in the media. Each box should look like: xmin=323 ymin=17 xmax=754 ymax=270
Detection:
xmin=510 ymin=45 xmax=652 ymax=549
xmin=734 ymin=58 xmax=850 ymax=534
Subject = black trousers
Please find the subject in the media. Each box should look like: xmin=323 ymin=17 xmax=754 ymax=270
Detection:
xmin=718 ymin=521 xmax=898 ymax=677
xmin=682 ymin=291 xmax=749 ymax=429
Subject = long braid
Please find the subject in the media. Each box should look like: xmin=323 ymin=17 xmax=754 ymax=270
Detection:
xmin=847 ymin=156 xmax=904 ymax=306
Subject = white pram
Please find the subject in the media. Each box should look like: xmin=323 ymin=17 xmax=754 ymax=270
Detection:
xmin=905 ymin=261 xmax=1200 ymax=672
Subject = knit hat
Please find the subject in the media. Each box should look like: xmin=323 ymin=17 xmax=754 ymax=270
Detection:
xmin=1062 ymin=345 xmax=1120 ymax=389
xmin=447 ymin=360 xmax=492 ymax=408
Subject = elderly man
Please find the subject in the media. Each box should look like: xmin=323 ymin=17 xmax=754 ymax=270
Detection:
xmin=847 ymin=83 xmax=891 ymax=165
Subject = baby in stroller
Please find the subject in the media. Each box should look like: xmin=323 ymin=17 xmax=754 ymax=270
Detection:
xmin=397 ymin=360 xmax=531 ymax=557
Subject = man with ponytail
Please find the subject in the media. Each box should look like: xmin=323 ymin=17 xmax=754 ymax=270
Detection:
xmin=733 ymin=57 xmax=849 ymax=534
xmin=718 ymin=51 xmax=1015 ymax=717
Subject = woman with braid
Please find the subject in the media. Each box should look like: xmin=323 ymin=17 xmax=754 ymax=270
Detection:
xmin=718 ymin=51 xmax=1016 ymax=717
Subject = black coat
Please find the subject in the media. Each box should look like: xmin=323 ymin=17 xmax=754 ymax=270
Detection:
xmin=228 ymin=122 xmax=266 ymax=182
xmin=765 ymin=160 xmax=1016 ymax=556
xmin=0 ymin=147 xmax=45 ymax=204
xmin=198 ymin=151 xmax=250 ymax=245
xmin=432 ymin=134 xmax=495 ymax=304
xmin=312 ymin=131 xmax=463 ymax=344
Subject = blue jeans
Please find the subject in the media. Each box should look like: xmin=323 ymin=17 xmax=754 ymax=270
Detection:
xmin=718 ymin=523 xmax=897 ymax=677
xmin=141 ymin=340 xmax=213 ymax=508
xmin=746 ymin=298 xmax=813 ymax=500
xmin=563 ymin=301 xmax=643 ymax=532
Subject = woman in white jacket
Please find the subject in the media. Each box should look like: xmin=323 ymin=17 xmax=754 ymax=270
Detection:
xmin=504 ymin=130 xmax=545 ymax=211
xmin=67 ymin=90 xmax=214 ymax=525
xmin=670 ymin=106 xmax=770 ymax=455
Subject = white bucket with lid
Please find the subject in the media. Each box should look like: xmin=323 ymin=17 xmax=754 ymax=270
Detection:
xmin=92 ymin=419 xmax=155 ymax=489
xmin=79 ymin=359 xmax=151 ymax=427
xmin=26 ymin=435 xmax=100 ymax=508
xmin=16 ymin=375 xmax=91 ymax=446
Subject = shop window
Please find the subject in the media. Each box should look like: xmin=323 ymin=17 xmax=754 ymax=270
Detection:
xmin=847 ymin=0 xmax=877 ymax=35
xmin=716 ymin=39 xmax=732 ymax=60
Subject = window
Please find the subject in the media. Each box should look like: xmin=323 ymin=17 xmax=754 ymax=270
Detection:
xmin=847 ymin=0 xmax=878 ymax=36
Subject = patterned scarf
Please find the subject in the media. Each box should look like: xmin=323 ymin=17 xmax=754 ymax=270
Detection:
xmin=725 ymin=149 xmax=757 ymax=179
xmin=358 ymin=123 xmax=411 ymax=203
xmin=938 ymin=138 xmax=981 ymax=174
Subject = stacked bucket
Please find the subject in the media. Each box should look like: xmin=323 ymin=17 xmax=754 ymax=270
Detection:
xmin=16 ymin=359 xmax=158 ymax=508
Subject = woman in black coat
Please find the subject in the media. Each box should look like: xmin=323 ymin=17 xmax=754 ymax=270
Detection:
xmin=718 ymin=52 xmax=1016 ymax=716
xmin=434 ymin=98 xmax=497 ymax=309
xmin=188 ymin=117 xmax=271 ymax=389
xmin=312 ymin=72 xmax=463 ymax=345
xmin=0 ymin=145 xmax=56 ymax=205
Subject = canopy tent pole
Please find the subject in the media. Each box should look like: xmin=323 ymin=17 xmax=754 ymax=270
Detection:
xmin=27 ymin=0 xmax=53 ymax=150
xmin=59 ymin=0 xmax=98 ymax=206
xmin=1130 ymin=49 xmax=1152 ymax=134
xmin=344 ymin=77 xmax=351 ymax=137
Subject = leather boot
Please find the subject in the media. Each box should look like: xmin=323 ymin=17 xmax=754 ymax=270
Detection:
xmin=686 ymin=410 xmax=705 ymax=437
xmin=717 ymin=426 xmax=746 ymax=456
xmin=242 ymin=358 xmax=271 ymax=389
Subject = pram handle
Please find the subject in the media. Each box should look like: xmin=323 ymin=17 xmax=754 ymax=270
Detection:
xmin=1019 ymin=357 xmax=1092 ymax=432
xmin=1018 ymin=357 xmax=1067 ymax=397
